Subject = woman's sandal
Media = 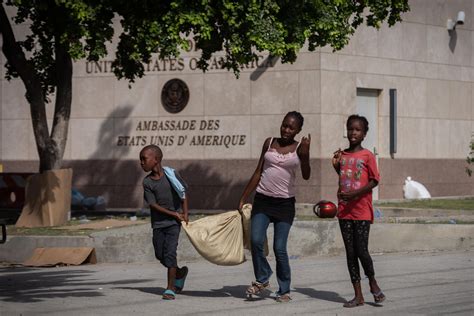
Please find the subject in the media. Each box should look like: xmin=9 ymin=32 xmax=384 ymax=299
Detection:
xmin=246 ymin=281 xmax=269 ymax=298
xmin=343 ymin=298 xmax=364 ymax=308
xmin=371 ymin=290 xmax=386 ymax=303
xmin=162 ymin=289 xmax=176 ymax=300
xmin=174 ymin=266 xmax=188 ymax=294
xmin=275 ymin=293 xmax=292 ymax=303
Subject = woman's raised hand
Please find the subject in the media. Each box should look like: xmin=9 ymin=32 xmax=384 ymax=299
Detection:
xmin=299 ymin=134 xmax=311 ymax=158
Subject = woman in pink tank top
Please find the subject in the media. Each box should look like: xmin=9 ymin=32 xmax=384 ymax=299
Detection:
xmin=239 ymin=111 xmax=311 ymax=302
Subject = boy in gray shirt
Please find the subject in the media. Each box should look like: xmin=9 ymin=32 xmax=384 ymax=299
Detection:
xmin=140 ymin=145 xmax=189 ymax=300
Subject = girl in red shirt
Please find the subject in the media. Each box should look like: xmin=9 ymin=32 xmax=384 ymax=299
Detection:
xmin=332 ymin=114 xmax=386 ymax=308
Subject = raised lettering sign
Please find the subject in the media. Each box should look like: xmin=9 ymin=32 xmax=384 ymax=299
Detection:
xmin=116 ymin=119 xmax=247 ymax=149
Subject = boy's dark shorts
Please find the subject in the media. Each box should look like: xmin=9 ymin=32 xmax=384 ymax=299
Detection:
xmin=152 ymin=225 xmax=180 ymax=268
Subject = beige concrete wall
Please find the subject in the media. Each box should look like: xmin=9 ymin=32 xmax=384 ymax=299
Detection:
xmin=2 ymin=157 xmax=472 ymax=208
xmin=317 ymin=0 xmax=474 ymax=161
xmin=2 ymin=1 xmax=473 ymax=162
xmin=1 ymin=0 xmax=473 ymax=208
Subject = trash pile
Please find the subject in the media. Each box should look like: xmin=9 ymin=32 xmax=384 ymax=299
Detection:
xmin=403 ymin=177 xmax=431 ymax=199
xmin=71 ymin=189 xmax=106 ymax=211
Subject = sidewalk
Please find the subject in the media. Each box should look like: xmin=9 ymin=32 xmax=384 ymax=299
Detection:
xmin=2 ymin=209 xmax=474 ymax=264
xmin=2 ymin=219 xmax=474 ymax=264
xmin=1 ymin=250 xmax=473 ymax=315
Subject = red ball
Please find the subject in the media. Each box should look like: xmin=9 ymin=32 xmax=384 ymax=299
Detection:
xmin=313 ymin=200 xmax=338 ymax=218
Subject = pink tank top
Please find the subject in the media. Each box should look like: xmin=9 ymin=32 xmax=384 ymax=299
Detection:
xmin=256 ymin=138 xmax=301 ymax=198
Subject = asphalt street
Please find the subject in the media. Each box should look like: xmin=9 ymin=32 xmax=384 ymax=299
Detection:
xmin=1 ymin=250 xmax=473 ymax=315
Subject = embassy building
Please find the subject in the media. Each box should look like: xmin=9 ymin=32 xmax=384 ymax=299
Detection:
xmin=1 ymin=0 xmax=473 ymax=210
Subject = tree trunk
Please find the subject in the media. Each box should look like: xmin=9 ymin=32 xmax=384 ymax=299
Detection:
xmin=44 ymin=34 xmax=72 ymax=172
xmin=0 ymin=5 xmax=71 ymax=173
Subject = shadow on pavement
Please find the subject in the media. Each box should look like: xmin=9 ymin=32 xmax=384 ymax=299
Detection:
xmin=294 ymin=287 xmax=384 ymax=308
xmin=0 ymin=268 xmax=152 ymax=303
xmin=180 ymin=289 xmax=232 ymax=298
xmin=365 ymin=302 xmax=385 ymax=307
xmin=118 ymin=284 xmax=253 ymax=299
xmin=182 ymin=285 xmax=269 ymax=301
xmin=210 ymin=285 xmax=249 ymax=299
xmin=118 ymin=286 xmax=241 ymax=298
xmin=117 ymin=286 xmax=165 ymax=296
xmin=293 ymin=287 xmax=346 ymax=303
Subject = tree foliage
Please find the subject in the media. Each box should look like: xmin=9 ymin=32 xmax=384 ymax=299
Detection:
xmin=111 ymin=0 xmax=409 ymax=80
xmin=4 ymin=0 xmax=409 ymax=90
xmin=0 ymin=0 xmax=409 ymax=171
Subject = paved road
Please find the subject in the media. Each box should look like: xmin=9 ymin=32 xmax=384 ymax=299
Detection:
xmin=1 ymin=250 xmax=473 ymax=315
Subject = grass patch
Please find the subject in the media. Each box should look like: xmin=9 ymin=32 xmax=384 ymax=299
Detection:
xmin=7 ymin=225 xmax=96 ymax=236
xmin=7 ymin=216 xmax=147 ymax=236
xmin=6 ymin=214 xmax=209 ymax=236
xmin=375 ymin=198 xmax=474 ymax=210
xmin=395 ymin=219 xmax=474 ymax=225
xmin=295 ymin=215 xmax=333 ymax=221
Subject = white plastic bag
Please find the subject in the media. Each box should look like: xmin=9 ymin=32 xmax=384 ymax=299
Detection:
xmin=403 ymin=176 xmax=431 ymax=199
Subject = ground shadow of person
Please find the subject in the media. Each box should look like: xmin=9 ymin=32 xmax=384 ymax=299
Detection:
xmin=0 ymin=269 xmax=120 ymax=303
xmin=178 ymin=284 xmax=270 ymax=301
xmin=118 ymin=284 xmax=279 ymax=301
xmin=180 ymin=285 xmax=250 ymax=299
xmin=118 ymin=286 xmax=236 ymax=298
xmin=116 ymin=286 xmax=165 ymax=296
xmin=293 ymin=287 xmax=346 ymax=303
xmin=365 ymin=301 xmax=385 ymax=307
xmin=294 ymin=287 xmax=384 ymax=307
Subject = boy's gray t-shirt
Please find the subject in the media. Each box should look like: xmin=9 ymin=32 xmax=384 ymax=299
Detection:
xmin=143 ymin=171 xmax=187 ymax=228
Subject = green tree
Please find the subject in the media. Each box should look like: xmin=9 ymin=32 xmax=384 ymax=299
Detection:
xmin=1 ymin=0 xmax=409 ymax=172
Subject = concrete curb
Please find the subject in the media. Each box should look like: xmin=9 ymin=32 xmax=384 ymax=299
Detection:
xmin=1 ymin=220 xmax=473 ymax=264
xmin=295 ymin=203 xmax=474 ymax=217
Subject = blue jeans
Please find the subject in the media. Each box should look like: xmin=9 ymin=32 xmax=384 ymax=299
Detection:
xmin=251 ymin=212 xmax=293 ymax=295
